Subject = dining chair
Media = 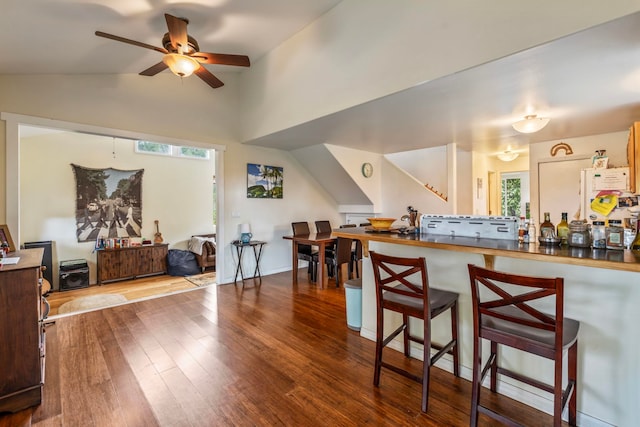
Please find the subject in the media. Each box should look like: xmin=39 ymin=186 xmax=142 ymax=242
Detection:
xmin=324 ymin=237 xmax=354 ymax=287
xmin=315 ymin=220 xmax=333 ymax=233
xmin=467 ymin=264 xmax=579 ymax=427
xmin=291 ymin=222 xmax=318 ymax=281
xmin=315 ymin=220 xmax=336 ymax=277
xmin=370 ymin=251 xmax=459 ymax=413
xmin=339 ymin=224 xmax=360 ymax=277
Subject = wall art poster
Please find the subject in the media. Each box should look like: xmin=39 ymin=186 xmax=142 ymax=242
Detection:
xmin=247 ymin=163 xmax=283 ymax=198
xmin=72 ymin=164 xmax=144 ymax=242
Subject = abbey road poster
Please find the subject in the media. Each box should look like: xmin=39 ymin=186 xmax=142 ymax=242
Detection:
xmin=72 ymin=164 xmax=144 ymax=242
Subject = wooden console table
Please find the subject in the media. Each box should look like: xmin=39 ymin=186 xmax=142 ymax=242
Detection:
xmin=96 ymin=244 xmax=168 ymax=285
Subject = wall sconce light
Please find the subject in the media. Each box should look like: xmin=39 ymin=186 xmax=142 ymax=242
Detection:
xmin=512 ymin=114 xmax=550 ymax=134
xmin=497 ymin=150 xmax=519 ymax=162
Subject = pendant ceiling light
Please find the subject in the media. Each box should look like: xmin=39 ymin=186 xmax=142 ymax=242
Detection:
xmin=497 ymin=150 xmax=519 ymax=162
xmin=512 ymin=114 xmax=550 ymax=134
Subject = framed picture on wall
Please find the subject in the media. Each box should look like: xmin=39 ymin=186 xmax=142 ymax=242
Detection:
xmin=247 ymin=163 xmax=283 ymax=199
xmin=0 ymin=224 xmax=16 ymax=252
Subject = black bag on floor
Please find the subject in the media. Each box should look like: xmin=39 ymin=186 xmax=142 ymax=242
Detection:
xmin=167 ymin=249 xmax=200 ymax=276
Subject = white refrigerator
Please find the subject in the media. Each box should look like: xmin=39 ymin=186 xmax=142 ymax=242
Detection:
xmin=580 ymin=167 xmax=635 ymax=223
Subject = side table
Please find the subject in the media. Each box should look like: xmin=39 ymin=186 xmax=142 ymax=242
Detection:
xmin=232 ymin=240 xmax=266 ymax=286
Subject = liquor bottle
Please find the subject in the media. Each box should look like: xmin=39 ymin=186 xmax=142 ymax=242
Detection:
xmin=631 ymin=218 xmax=640 ymax=251
xmin=518 ymin=216 xmax=526 ymax=243
xmin=556 ymin=212 xmax=570 ymax=245
xmin=540 ymin=212 xmax=555 ymax=239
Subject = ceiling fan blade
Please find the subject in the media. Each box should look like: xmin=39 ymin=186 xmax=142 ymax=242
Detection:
xmin=195 ymin=66 xmax=224 ymax=88
xmin=164 ymin=13 xmax=189 ymax=54
xmin=191 ymin=52 xmax=250 ymax=67
xmin=139 ymin=62 xmax=168 ymax=76
xmin=95 ymin=31 xmax=168 ymax=54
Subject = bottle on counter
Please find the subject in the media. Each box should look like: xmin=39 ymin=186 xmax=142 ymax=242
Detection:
xmin=527 ymin=218 xmax=537 ymax=243
xmin=518 ymin=216 xmax=526 ymax=244
xmin=631 ymin=217 xmax=640 ymax=251
xmin=591 ymin=220 xmax=606 ymax=249
xmin=606 ymin=219 xmax=624 ymax=250
xmin=540 ymin=212 xmax=555 ymax=239
xmin=523 ymin=219 xmax=530 ymax=244
xmin=556 ymin=212 xmax=570 ymax=245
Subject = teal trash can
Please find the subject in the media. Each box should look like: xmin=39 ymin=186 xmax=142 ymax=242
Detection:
xmin=344 ymin=278 xmax=362 ymax=331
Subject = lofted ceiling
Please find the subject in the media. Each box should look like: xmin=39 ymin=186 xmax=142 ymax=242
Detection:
xmin=247 ymin=11 xmax=640 ymax=156
xmin=2 ymin=2 xmax=640 ymax=156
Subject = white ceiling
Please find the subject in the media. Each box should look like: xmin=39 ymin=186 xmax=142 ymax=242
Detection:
xmin=3 ymin=2 xmax=640 ymax=156
xmin=0 ymin=0 xmax=342 ymax=74
xmin=247 ymin=11 xmax=640 ymax=155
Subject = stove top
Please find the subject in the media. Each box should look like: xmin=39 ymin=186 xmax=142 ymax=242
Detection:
xmin=420 ymin=214 xmax=519 ymax=240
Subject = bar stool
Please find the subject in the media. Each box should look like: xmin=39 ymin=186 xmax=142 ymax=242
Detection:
xmin=370 ymin=251 xmax=459 ymax=413
xmin=467 ymin=264 xmax=579 ymax=427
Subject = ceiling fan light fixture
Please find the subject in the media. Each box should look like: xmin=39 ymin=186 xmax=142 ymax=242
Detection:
xmin=512 ymin=114 xmax=550 ymax=134
xmin=497 ymin=150 xmax=519 ymax=162
xmin=162 ymin=53 xmax=199 ymax=77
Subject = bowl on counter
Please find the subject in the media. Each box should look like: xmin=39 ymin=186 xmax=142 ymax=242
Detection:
xmin=538 ymin=235 xmax=562 ymax=245
xmin=367 ymin=217 xmax=397 ymax=231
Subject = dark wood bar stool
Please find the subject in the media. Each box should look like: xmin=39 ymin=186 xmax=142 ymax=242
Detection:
xmin=467 ymin=264 xmax=579 ymax=427
xmin=370 ymin=251 xmax=459 ymax=413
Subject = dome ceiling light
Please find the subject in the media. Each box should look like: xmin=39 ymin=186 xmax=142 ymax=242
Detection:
xmin=512 ymin=114 xmax=550 ymax=134
xmin=497 ymin=150 xmax=519 ymax=162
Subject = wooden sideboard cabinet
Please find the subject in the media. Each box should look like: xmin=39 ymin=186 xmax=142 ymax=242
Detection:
xmin=97 ymin=244 xmax=168 ymax=284
xmin=627 ymin=121 xmax=640 ymax=194
xmin=0 ymin=248 xmax=45 ymax=413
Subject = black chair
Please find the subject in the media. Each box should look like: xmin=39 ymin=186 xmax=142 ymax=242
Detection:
xmin=370 ymin=251 xmax=459 ymax=413
xmin=291 ymin=222 xmax=318 ymax=281
xmin=339 ymin=224 xmax=362 ymax=278
xmin=467 ymin=264 xmax=579 ymax=427
xmin=323 ymin=237 xmax=355 ymax=287
xmin=315 ymin=220 xmax=336 ymax=277
xmin=315 ymin=220 xmax=333 ymax=233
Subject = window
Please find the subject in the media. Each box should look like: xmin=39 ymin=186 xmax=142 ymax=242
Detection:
xmin=135 ymin=140 xmax=209 ymax=160
xmin=135 ymin=140 xmax=171 ymax=155
xmin=500 ymin=171 xmax=530 ymax=217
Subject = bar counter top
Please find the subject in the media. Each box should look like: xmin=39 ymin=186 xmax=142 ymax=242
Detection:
xmin=333 ymin=227 xmax=640 ymax=273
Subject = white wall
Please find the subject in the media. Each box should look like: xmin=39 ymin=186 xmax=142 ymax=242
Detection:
xmin=20 ymin=131 xmax=215 ymax=288
xmin=0 ymin=74 xmax=343 ymax=285
xmin=219 ymin=142 xmax=342 ymax=283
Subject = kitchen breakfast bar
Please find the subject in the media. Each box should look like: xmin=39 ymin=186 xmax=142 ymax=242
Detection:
xmin=333 ymin=226 xmax=640 ymax=427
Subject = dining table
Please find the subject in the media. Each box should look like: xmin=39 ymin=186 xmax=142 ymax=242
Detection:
xmin=283 ymin=232 xmax=336 ymax=288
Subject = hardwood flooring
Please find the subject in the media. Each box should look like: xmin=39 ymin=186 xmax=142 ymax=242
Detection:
xmin=45 ymin=274 xmax=209 ymax=317
xmin=1 ymin=270 xmax=562 ymax=426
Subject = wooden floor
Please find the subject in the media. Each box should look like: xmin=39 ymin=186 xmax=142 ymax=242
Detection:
xmin=45 ymin=274 xmax=208 ymax=316
xmin=1 ymin=270 xmax=563 ymax=426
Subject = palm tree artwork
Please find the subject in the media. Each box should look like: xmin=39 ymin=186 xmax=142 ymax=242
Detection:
xmin=247 ymin=163 xmax=284 ymax=198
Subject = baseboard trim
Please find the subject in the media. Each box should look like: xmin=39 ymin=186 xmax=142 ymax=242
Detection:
xmin=359 ymin=327 xmax=611 ymax=427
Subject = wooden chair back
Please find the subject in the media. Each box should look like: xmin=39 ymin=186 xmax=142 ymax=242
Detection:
xmin=315 ymin=220 xmax=332 ymax=234
xmin=292 ymin=222 xmax=311 ymax=236
xmin=467 ymin=264 xmax=564 ymax=359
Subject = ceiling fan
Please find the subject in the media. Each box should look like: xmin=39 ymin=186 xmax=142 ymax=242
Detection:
xmin=95 ymin=13 xmax=250 ymax=89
